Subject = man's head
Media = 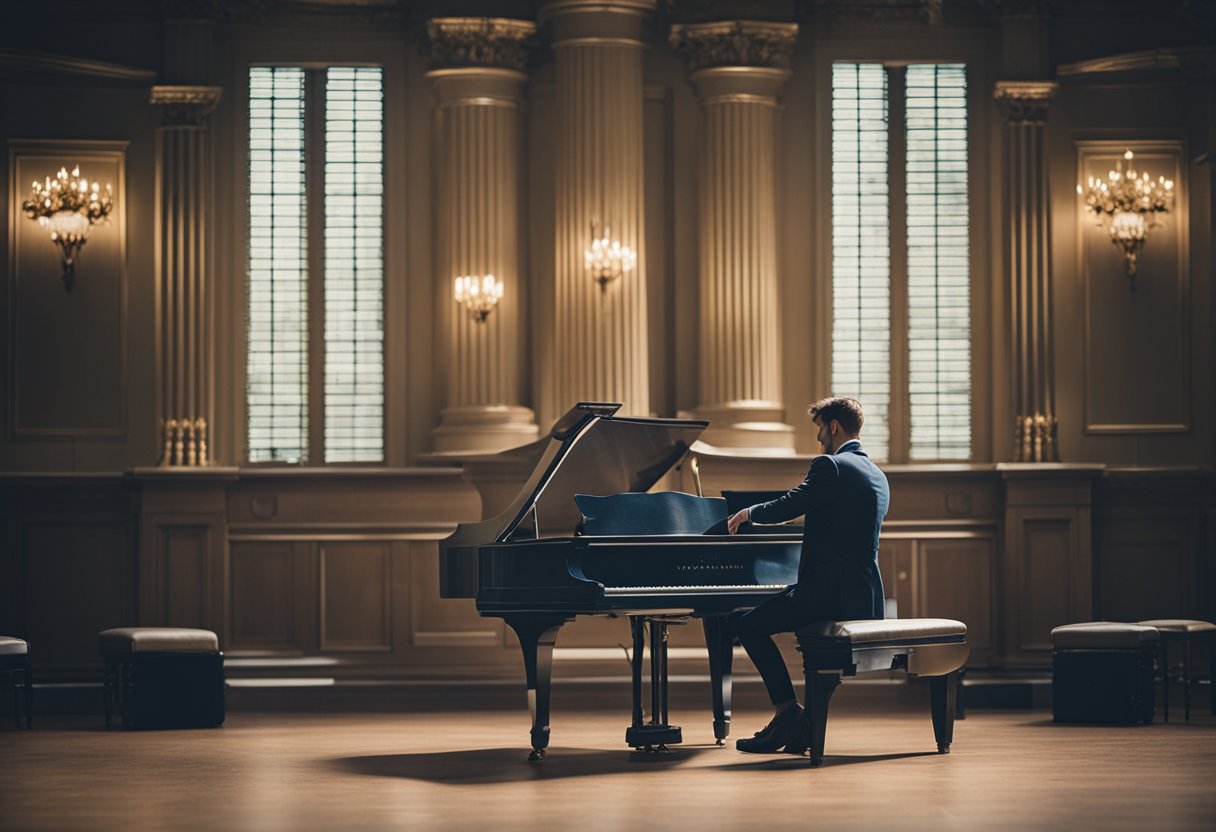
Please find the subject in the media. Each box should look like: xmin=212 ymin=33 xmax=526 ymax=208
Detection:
xmin=808 ymin=397 xmax=864 ymax=454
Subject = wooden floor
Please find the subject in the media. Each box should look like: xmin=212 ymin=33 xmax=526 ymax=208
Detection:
xmin=2 ymin=686 xmax=1214 ymax=832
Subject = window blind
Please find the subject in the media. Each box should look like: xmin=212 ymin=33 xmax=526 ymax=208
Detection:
xmin=247 ymin=67 xmax=308 ymax=463
xmin=324 ymin=67 xmax=384 ymax=462
xmin=905 ymin=64 xmax=970 ymax=460
xmin=831 ymin=63 xmax=891 ymax=460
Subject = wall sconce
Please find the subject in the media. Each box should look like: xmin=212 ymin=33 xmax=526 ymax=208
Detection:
xmin=1078 ymin=149 xmax=1174 ymax=286
xmin=21 ymin=166 xmax=114 ymax=291
xmin=584 ymin=222 xmax=636 ymax=293
xmin=454 ymin=274 xmax=503 ymax=323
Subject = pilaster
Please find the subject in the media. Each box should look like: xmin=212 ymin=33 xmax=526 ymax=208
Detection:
xmin=540 ymin=0 xmax=655 ymax=422
xmin=426 ymin=17 xmax=540 ymax=454
xmin=671 ymin=21 xmax=798 ymax=451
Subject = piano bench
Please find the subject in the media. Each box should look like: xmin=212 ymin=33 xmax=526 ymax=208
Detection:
xmin=795 ymin=618 xmax=969 ymax=767
xmin=1050 ymin=622 xmax=1158 ymax=725
xmin=100 ymin=628 xmax=225 ymax=730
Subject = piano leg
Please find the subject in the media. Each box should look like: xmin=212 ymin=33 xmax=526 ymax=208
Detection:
xmin=504 ymin=615 xmax=568 ymax=761
xmin=630 ymin=617 xmax=645 ymax=730
xmin=702 ymin=616 xmax=734 ymax=744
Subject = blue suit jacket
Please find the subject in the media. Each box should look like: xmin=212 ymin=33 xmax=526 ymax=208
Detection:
xmin=749 ymin=439 xmax=890 ymax=620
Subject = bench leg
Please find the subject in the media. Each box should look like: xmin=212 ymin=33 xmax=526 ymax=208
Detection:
xmin=24 ymin=661 xmax=33 ymax=729
xmin=804 ymin=671 xmax=841 ymax=767
xmin=103 ymin=659 xmax=114 ymax=728
xmin=930 ymin=672 xmax=958 ymax=753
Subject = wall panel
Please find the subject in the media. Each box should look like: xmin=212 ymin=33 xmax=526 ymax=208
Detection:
xmin=320 ymin=541 xmax=392 ymax=651
xmin=8 ymin=141 xmax=128 ymax=436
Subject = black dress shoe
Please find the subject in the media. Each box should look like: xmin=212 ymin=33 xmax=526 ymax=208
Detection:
xmin=735 ymin=705 xmax=806 ymax=753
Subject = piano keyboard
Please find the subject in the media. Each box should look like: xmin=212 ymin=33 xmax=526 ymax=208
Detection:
xmin=603 ymin=584 xmax=789 ymax=595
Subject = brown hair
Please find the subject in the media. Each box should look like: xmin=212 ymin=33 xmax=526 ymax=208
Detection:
xmin=808 ymin=397 xmax=864 ymax=435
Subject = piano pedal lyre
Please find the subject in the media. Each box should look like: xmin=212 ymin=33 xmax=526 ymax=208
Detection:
xmin=626 ymin=616 xmax=683 ymax=752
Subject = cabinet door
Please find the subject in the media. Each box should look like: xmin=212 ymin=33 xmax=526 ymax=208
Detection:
xmin=913 ymin=537 xmax=995 ymax=666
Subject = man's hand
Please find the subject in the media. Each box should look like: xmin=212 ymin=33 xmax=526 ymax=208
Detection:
xmin=727 ymin=508 xmax=749 ymax=535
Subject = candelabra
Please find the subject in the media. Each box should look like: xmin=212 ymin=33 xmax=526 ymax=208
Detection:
xmin=1078 ymin=149 xmax=1174 ymax=284
xmin=21 ymin=166 xmax=114 ymax=291
xmin=454 ymin=274 xmax=504 ymax=323
xmin=584 ymin=223 xmax=636 ymax=293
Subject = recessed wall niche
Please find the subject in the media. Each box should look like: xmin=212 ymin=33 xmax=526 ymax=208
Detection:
xmin=7 ymin=139 xmax=128 ymax=437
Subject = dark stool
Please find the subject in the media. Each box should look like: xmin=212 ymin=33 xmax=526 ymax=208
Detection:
xmin=0 ymin=636 xmax=32 ymax=729
xmin=795 ymin=618 xmax=969 ymax=767
xmin=1137 ymin=619 xmax=1216 ymax=723
xmin=1051 ymin=622 xmax=1157 ymax=724
xmin=100 ymin=628 xmax=225 ymax=730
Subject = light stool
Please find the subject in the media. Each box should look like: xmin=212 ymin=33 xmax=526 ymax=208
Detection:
xmin=795 ymin=618 xmax=969 ymax=766
xmin=100 ymin=628 xmax=224 ymax=730
xmin=1137 ymin=619 xmax=1216 ymax=723
xmin=1051 ymin=622 xmax=1157 ymax=724
xmin=0 ymin=636 xmax=32 ymax=729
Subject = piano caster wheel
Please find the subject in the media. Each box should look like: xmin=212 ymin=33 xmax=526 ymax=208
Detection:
xmin=657 ymin=744 xmax=668 ymax=753
xmin=715 ymin=739 xmax=725 ymax=747
xmin=528 ymin=748 xmax=546 ymax=762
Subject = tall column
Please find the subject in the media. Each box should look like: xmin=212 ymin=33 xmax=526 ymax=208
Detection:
xmin=671 ymin=21 xmax=798 ymax=451
xmin=541 ymin=0 xmax=653 ymax=420
xmin=427 ymin=18 xmax=540 ymax=454
xmin=150 ymin=84 xmax=221 ymax=465
xmin=994 ymin=1 xmax=1058 ymax=462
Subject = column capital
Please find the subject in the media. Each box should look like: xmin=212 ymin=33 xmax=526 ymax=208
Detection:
xmin=150 ymin=85 xmax=222 ymax=126
xmin=669 ymin=20 xmax=798 ymax=74
xmin=425 ymin=17 xmax=537 ymax=73
xmin=993 ymin=80 xmax=1057 ymax=123
xmin=540 ymin=0 xmax=656 ymax=48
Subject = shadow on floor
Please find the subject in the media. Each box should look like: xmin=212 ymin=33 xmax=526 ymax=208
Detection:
xmin=721 ymin=750 xmax=941 ymax=771
xmin=334 ymin=745 xmax=721 ymax=784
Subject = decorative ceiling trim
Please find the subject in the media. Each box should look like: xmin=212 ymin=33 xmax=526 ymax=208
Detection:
xmin=0 ymin=49 xmax=157 ymax=83
xmin=150 ymin=85 xmax=224 ymax=125
xmin=1057 ymin=46 xmax=1215 ymax=78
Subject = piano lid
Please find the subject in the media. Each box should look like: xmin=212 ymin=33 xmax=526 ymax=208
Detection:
xmin=442 ymin=402 xmax=709 ymax=548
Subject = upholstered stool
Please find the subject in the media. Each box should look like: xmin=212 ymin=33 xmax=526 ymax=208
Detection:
xmin=100 ymin=628 xmax=224 ymax=730
xmin=1137 ymin=619 xmax=1216 ymax=723
xmin=795 ymin=618 xmax=969 ymax=766
xmin=1051 ymin=622 xmax=1157 ymax=724
xmin=0 ymin=636 xmax=33 ymax=729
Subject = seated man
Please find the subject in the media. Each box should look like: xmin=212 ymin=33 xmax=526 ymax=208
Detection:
xmin=726 ymin=396 xmax=890 ymax=753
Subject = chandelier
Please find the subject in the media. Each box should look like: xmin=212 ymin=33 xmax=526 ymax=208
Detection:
xmin=584 ymin=223 xmax=636 ymax=293
xmin=1078 ymin=150 xmax=1174 ymax=284
xmin=454 ymin=274 xmax=503 ymax=323
xmin=21 ymin=166 xmax=114 ymax=291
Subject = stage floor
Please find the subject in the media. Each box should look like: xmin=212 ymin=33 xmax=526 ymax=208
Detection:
xmin=2 ymin=687 xmax=1214 ymax=831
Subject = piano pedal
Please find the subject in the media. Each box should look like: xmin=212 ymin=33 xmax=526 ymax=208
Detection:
xmin=626 ymin=723 xmax=683 ymax=751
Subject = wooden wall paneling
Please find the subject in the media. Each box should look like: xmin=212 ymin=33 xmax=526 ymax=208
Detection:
xmin=158 ymin=522 xmax=210 ymax=629
xmin=914 ymin=536 xmax=996 ymax=665
xmin=409 ymin=540 xmax=503 ymax=649
xmin=320 ymin=540 xmax=392 ymax=652
xmin=878 ymin=537 xmax=914 ymax=619
xmin=1077 ymin=140 xmax=1189 ymax=435
xmin=22 ymin=519 xmax=133 ymax=675
xmin=1096 ymin=514 xmax=1194 ymax=622
xmin=8 ymin=141 xmax=129 ymax=438
xmin=228 ymin=539 xmax=314 ymax=654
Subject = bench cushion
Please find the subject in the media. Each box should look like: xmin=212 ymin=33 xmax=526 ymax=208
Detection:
xmin=797 ymin=618 xmax=967 ymax=644
xmin=1051 ymin=622 xmax=1158 ymax=649
xmin=1137 ymin=619 xmax=1216 ymax=634
xmin=0 ymin=636 xmax=29 ymax=656
xmin=99 ymin=628 xmax=219 ymax=654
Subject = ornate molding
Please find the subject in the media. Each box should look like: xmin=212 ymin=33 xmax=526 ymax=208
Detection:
xmin=810 ymin=0 xmax=944 ymax=25
xmin=425 ymin=18 xmax=537 ymax=72
xmin=150 ymin=85 xmax=223 ymax=125
xmin=669 ymin=20 xmax=798 ymax=73
xmin=993 ymin=80 xmax=1057 ymax=123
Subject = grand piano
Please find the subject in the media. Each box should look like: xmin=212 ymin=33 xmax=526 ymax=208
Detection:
xmin=440 ymin=402 xmax=802 ymax=759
